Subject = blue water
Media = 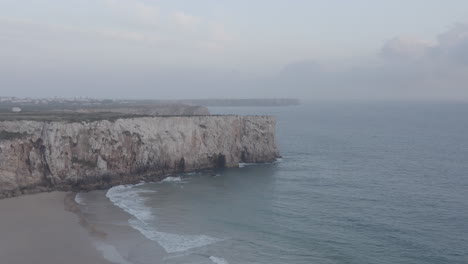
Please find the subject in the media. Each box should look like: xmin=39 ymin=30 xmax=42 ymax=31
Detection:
xmin=84 ymin=103 xmax=468 ymax=264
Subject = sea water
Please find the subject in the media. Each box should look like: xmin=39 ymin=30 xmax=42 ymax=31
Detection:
xmin=78 ymin=103 xmax=468 ymax=264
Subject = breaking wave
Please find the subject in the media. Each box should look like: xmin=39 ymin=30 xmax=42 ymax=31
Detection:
xmin=209 ymin=256 xmax=229 ymax=264
xmin=106 ymin=183 xmax=221 ymax=254
xmin=161 ymin=176 xmax=185 ymax=183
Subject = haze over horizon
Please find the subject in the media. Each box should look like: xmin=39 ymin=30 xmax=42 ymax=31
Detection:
xmin=1 ymin=0 xmax=468 ymax=101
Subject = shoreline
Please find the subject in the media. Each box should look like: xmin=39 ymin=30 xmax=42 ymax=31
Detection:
xmin=64 ymin=192 xmax=108 ymax=239
xmin=0 ymin=163 xmax=282 ymax=264
xmin=0 ymin=192 xmax=113 ymax=264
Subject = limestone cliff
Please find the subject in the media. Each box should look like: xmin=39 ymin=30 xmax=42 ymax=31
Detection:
xmin=0 ymin=116 xmax=279 ymax=198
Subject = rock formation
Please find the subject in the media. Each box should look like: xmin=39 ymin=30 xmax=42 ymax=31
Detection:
xmin=0 ymin=115 xmax=279 ymax=198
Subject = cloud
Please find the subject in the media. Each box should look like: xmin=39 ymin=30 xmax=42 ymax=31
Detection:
xmin=380 ymin=36 xmax=435 ymax=60
xmin=0 ymin=18 xmax=150 ymax=44
xmin=433 ymin=23 xmax=468 ymax=65
xmin=171 ymin=11 xmax=201 ymax=29
xmin=103 ymin=0 xmax=159 ymax=27
xmin=437 ymin=24 xmax=468 ymax=46
xmin=210 ymin=24 xmax=233 ymax=43
xmin=266 ymin=23 xmax=468 ymax=101
xmin=93 ymin=28 xmax=147 ymax=42
xmin=201 ymin=24 xmax=234 ymax=52
xmin=381 ymin=23 xmax=468 ymax=66
xmin=4 ymin=1 xmax=464 ymax=101
xmin=101 ymin=2 xmax=233 ymax=53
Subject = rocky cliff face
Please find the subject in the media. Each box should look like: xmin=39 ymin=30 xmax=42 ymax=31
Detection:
xmin=0 ymin=116 xmax=279 ymax=198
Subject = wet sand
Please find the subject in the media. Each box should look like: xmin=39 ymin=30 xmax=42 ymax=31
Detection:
xmin=0 ymin=192 xmax=111 ymax=264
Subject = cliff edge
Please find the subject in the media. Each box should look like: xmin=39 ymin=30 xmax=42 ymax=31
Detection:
xmin=54 ymin=104 xmax=211 ymax=116
xmin=0 ymin=115 xmax=279 ymax=198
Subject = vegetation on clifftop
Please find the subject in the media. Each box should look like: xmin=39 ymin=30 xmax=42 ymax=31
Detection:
xmin=0 ymin=131 xmax=30 ymax=141
xmin=0 ymin=112 xmax=151 ymax=122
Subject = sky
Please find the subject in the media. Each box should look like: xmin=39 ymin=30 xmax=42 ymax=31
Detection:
xmin=1 ymin=0 xmax=468 ymax=101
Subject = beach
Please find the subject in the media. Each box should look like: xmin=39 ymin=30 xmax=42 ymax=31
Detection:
xmin=0 ymin=192 xmax=111 ymax=264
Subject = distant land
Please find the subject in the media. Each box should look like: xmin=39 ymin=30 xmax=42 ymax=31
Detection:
xmin=0 ymin=97 xmax=300 ymax=111
xmin=168 ymin=98 xmax=300 ymax=107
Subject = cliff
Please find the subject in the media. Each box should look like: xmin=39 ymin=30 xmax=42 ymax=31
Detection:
xmin=0 ymin=115 xmax=279 ymax=198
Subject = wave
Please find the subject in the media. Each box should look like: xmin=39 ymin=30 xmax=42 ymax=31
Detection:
xmin=185 ymin=171 xmax=202 ymax=176
xmin=106 ymin=184 xmax=155 ymax=222
xmin=94 ymin=241 xmax=133 ymax=264
xmin=106 ymin=184 xmax=221 ymax=254
xmin=75 ymin=192 xmax=87 ymax=205
xmin=239 ymin=157 xmax=284 ymax=168
xmin=239 ymin=163 xmax=256 ymax=168
xmin=129 ymin=219 xmax=221 ymax=253
xmin=209 ymin=256 xmax=229 ymax=264
xmin=161 ymin=176 xmax=185 ymax=183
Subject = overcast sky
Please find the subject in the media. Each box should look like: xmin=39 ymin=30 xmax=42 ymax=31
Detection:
xmin=1 ymin=0 xmax=468 ymax=101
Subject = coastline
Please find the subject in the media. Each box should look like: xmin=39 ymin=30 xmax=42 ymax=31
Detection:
xmin=0 ymin=192 xmax=112 ymax=264
xmin=0 ymin=115 xmax=279 ymax=199
xmin=0 ymin=164 xmax=281 ymax=264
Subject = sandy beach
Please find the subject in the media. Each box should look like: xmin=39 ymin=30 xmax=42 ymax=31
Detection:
xmin=0 ymin=192 xmax=111 ymax=264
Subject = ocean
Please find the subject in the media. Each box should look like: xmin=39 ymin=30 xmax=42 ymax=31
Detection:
xmin=77 ymin=103 xmax=468 ymax=264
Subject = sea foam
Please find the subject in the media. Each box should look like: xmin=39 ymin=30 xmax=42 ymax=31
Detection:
xmin=106 ymin=184 xmax=221 ymax=254
xmin=161 ymin=176 xmax=185 ymax=183
xmin=238 ymin=163 xmax=256 ymax=168
xmin=94 ymin=241 xmax=133 ymax=264
xmin=240 ymin=157 xmax=283 ymax=168
xmin=209 ymin=256 xmax=229 ymax=264
xmin=106 ymin=184 xmax=155 ymax=222
xmin=75 ymin=192 xmax=87 ymax=205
